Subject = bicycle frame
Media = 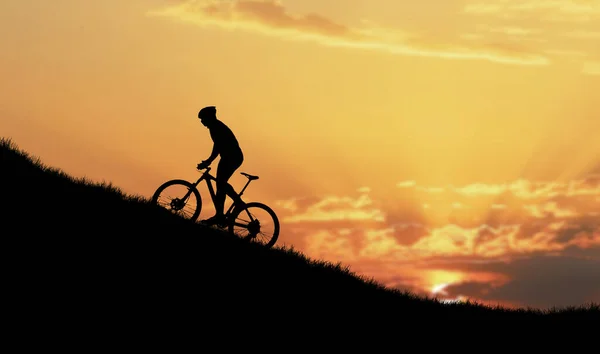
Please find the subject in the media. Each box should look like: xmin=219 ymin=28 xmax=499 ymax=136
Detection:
xmin=190 ymin=167 xmax=253 ymax=217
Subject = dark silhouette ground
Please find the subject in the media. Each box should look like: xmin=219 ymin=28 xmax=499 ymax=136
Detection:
xmin=2 ymin=137 xmax=598 ymax=342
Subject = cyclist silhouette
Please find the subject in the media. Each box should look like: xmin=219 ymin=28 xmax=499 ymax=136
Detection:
xmin=196 ymin=106 xmax=245 ymax=226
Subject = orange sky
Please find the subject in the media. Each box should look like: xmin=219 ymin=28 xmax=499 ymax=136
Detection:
xmin=1 ymin=0 xmax=599 ymax=309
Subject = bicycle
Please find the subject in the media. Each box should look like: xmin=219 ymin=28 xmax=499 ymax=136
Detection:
xmin=150 ymin=166 xmax=280 ymax=248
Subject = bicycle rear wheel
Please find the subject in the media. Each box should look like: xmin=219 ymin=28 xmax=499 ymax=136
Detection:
xmin=228 ymin=202 xmax=280 ymax=248
xmin=151 ymin=179 xmax=202 ymax=222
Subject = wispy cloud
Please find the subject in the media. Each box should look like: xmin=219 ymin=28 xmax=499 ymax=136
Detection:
xmin=523 ymin=201 xmax=579 ymax=218
xmin=397 ymin=175 xmax=600 ymax=199
xmin=464 ymin=0 xmax=600 ymax=22
xmin=463 ymin=0 xmax=600 ymax=75
xmin=276 ymin=193 xmax=386 ymax=224
xmin=563 ymin=30 xmax=600 ymax=39
xmin=147 ymin=0 xmax=550 ymax=65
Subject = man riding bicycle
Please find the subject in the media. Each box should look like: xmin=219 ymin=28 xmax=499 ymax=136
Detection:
xmin=196 ymin=106 xmax=245 ymax=226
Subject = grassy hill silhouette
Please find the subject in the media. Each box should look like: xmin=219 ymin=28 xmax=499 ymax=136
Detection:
xmin=2 ymin=136 xmax=598 ymax=334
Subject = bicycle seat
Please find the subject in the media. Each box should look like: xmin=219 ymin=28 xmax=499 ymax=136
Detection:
xmin=241 ymin=172 xmax=259 ymax=181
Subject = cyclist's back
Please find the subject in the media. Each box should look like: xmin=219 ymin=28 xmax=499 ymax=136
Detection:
xmin=208 ymin=119 xmax=243 ymax=159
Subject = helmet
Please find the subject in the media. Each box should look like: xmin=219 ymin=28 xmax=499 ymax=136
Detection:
xmin=198 ymin=106 xmax=217 ymax=120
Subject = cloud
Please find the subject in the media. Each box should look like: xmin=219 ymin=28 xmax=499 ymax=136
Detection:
xmin=202 ymin=0 xmax=358 ymax=38
xmin=282 ymin=208 xmax=599 ymax=260
xmin=276 ymin=193 xmax=386 ymax=224
xmin=563 ymin=30 xmax=600 ymax=39
xmin=464 ymin=0 xmax=600 ymax=22
xmin=148 ymin=0 xmax=550 ymax=65
xmin=474 ymin=24 xmax=544 ymax=37
xmin=442 ymin=254 xmax=600 ymax=308
xmin=523 ymin=201 xmax=579 ymax=218
xmin=397 ymin=180 xmax=416 ymax=188
xmin=274 ymin=174 xmax=600 ymax=308
xmin=401 ymin=175 xmax=600 ymax=199
xmin=462 ymin=0 xmax=600 ymax=75
xmin=463 ymin=3 xmax=504 ymax=15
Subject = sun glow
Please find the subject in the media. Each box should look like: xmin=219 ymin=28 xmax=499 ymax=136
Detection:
xmin=432 ymin=283 xmax=450 ymax=296
xmin=425 ymin=270 xmax=465 ymax=293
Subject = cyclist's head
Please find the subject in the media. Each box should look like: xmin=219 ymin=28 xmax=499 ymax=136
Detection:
xmin=198 ymin=106 xmax=217 ymax=125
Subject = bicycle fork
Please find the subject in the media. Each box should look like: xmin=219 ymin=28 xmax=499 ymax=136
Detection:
xmin=172 ymin=184 xmax=198 ymax=211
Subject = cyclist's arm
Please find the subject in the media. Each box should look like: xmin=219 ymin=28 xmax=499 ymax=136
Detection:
xmin=204 ymin=142 xmax=219 ymax=165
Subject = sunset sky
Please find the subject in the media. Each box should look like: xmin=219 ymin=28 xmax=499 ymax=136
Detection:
xmin=1 ymin=0 xmax=599 ymax=309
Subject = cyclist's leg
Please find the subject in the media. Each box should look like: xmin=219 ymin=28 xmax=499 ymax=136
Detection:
xmin=219 ymin=153 xmax=244 ymax=204
xmin=215 ymin=156 xmax=242 ymax=216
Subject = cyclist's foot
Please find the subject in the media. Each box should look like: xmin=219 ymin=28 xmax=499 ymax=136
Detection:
xmin=201 ymin=214 xmax=226 ymax=226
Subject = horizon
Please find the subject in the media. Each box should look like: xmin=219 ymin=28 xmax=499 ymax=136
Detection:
xmin=1 ymin=0 xmax=598 ymax=310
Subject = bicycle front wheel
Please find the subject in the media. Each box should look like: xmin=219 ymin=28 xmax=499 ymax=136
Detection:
xmin=151 ymin=179 xmax=202 ymax=222
xmin=228 ymin=202 xmax=280 ymax=248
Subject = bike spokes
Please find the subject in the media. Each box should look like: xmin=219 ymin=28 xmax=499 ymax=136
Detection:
xmin=229 ymin=203 xmax=279 ymax=248
xmin=153 ymin=183 xmax=200 ymax=220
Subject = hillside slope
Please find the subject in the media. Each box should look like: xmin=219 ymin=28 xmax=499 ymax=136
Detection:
xmin=2 ymin=137 xmax=598 ymax=334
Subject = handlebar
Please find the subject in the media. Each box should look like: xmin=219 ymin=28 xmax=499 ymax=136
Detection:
xmin=197 ymin=166 xmax=217 ymax=181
